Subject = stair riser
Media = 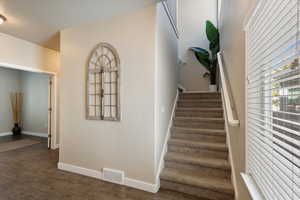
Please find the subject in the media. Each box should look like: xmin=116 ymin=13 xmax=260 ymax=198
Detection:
xmin=168 ymin=145 xmax=228 ymax=159
xmin=172 ymin=128 xmax=226 ymax=137
xmin=160 ymin=180 xmax=234 ymax=200
xmin=180 ymin=94 xmax=221 ymax=99
xmin=165 ymin=161 xmax=231 ymax=179
xmin=177 ymin=102 xmax=222 ymax=108
xmin=172 ymin=133 xmax=226 ymax=143
xmin=176 ymin=111 xmax=223 ymax=118
xmin=174 ymin=121 xmax=224 ymax=129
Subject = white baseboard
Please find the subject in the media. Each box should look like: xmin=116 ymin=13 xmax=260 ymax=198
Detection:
xmin=58 ymin=162 xmax=159 ymax=193
xmin=22 ymin=131 xmax=48 ymax=138
xmin=241 ymin=173 xmax=265 ymax=200
xmin=0 ymin=132 xmax=13 ymax=137
xmin=156 ymin=90 xmax=179 ymax=181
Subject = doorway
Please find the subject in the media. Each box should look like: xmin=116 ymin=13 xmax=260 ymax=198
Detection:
xmin=0 ymin=65 xmax=57 ymax=150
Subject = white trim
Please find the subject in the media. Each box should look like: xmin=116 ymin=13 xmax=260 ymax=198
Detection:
xmin=58 ymin=163 xmax=102 ymax=179
xmin=217 ymin=53 xmax=240 ymax=127
xmin=156 ymin=90 xmax=179 ymax=182
xmin=124 ymin=178 xmax=159 ymax=193
xmin=58 ymin=162 xmax=159 ymax=193
xmin=22 ymin=131 xmax=48 ymax=138
xmin=0 ymin=62 xmax=56 ymax=76
xmin=54 ymin=144 xmax=60 ymax=149
xmin=241 ymin=173 xmax=265 ymax=200
xmin=0 ymin=132 xmax=13 ymax=137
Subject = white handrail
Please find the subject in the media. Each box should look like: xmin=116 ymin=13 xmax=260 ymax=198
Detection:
xmin=217 ymin=53 xmax=240 ymax=127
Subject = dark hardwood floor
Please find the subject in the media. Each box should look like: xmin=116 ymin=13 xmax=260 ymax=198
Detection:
xmin=0 ymin=141 xmax=199 ymax=200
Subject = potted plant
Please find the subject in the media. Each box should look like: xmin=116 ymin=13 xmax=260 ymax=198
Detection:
xmin=190 ymin=20 xmax=220 ymax=92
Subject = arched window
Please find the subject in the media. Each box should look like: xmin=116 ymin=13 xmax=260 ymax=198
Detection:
xmin=86 ymin=43 xmax=120 ymax=121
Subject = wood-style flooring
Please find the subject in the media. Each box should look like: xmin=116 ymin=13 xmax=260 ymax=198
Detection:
xmin=0 ymin=137 xmax=199 ymax=200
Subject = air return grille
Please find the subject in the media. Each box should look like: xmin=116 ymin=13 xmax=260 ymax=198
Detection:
xmin=102 ymin=168 xmax=124 ymax=184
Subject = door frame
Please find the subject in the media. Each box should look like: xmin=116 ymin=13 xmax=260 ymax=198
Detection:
xmin=0 ymin=62 xmax=58 ymax=150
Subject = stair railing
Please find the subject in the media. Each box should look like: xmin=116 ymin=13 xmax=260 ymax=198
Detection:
xmin=217 ymin=52 xmax=240 ymax=127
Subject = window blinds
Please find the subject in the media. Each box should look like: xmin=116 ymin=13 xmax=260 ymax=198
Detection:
xmin=246 ymin=0 xmax=300 ymax=199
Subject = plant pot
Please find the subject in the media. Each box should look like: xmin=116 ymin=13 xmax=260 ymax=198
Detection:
xmin=12 ymin=123 xmax=22 ymax=136
xmin=209 ymin=84 xmax=217 ymax=92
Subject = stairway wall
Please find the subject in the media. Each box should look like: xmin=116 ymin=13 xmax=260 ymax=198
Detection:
xmin=154 ymin=2 xmax=179 ymax=174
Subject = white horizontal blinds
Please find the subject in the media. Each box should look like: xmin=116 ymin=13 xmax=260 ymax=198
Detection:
xmin=246 ymin=0 xmax=300 ymax=199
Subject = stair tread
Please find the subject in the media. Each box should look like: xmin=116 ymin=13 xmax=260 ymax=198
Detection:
xmin=169 ymin=138 xmax=228 ymax=151
xmin=165 ymin=152 xmax=230 ymax=170
xmin=175 ymin=117 xmax=224 ymax=121
xmin=179 ymin=99 xmax=222 ymax=102
xmin=176 ymin=107 xmax=223 ymax=111
xmin=161 ymin=168 xmax=234 ymax=195
xmin=173 ymin=127 xmax=226 ymax=134
xmin=181 ymin=92 xmax=221 ymax=95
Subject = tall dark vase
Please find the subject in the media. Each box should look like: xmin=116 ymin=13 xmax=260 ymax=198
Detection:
xmin=12 ymin=123 xmax=22 ymax=136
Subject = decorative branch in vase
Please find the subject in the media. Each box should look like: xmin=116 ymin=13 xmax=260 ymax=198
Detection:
xmin=190 ymin=20 xmax=220 ymax=92
xmin=10 ymin=92 xmax=22 ymax=136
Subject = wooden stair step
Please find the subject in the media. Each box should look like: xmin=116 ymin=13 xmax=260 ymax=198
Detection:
xmin=161 ymin=168 xmax=234 ymax=199
xmin=172 ymin=127 xmax=226 ymax=136
xmin=168 ymin=138 xmax=228 ymax=152
xmin=165 ymin=152 xmax=230 ymax=170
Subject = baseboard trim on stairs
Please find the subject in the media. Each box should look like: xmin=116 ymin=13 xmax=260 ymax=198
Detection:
xmin=156 ymin=90 xmax=179 ymax=182
xmin=58 ymin=162 xmax=159 ymax=193
xmin=0 ymin=132 xmax=13 ymax=137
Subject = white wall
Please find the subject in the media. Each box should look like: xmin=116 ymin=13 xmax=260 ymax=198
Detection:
xmin=20 ymin=72 xmax=49 ymax=135
xmin=178 ymin=0 xmax=217 ymax=91
xmin=219 ymin=0 xmax=259 ymax=199
xmin=0 ymin=67 xmax=21 ymax=133
xmin=154 ymin=2 xmax=179 ymax=173
xmin=0 ymin=32 xmax=59 ymax=73
xmin=59 ymin=5 xmax=157 ymax=184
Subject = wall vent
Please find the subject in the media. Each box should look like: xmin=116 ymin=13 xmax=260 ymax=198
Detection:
xmin=102 ymin=168 xmax=124 ymax=184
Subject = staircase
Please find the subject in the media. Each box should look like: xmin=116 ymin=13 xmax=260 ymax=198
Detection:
xmin=160 ymin=92 xmax=234 ymax=200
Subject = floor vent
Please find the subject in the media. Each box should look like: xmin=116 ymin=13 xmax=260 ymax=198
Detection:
xmin=102 ymin=168 xmax=124 ymax=184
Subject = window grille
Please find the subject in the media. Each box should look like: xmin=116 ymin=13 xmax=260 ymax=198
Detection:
xmin=86 ymin=43 xmax=120 ymax=121
xmin=246 ymin=0 xmax=300 ymax=199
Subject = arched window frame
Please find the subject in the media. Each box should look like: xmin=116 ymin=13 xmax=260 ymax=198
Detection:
xmin=86 ymin=43 xmax=120 ymax=121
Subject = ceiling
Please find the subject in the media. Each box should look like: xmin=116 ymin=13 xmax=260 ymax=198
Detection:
xmin=0 ymin=0 xmax=157 ymax=51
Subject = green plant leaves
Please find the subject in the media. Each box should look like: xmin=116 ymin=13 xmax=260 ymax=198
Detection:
xmin=190 ymin=47 xmax=211 ymax=72
xmin=206 ymin=21 xmax=219 ymax=43
xmin=206 ymin=21 xmax=220 ymax=55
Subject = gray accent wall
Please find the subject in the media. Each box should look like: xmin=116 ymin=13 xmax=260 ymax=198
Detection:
xmin=0 ymin=67 xmax=49 ymax=135
xmin=20 ymin=72 xmax=49 ymax=134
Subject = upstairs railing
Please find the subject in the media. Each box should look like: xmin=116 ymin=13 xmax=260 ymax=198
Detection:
xmin=217 ymin=52 xmax=240 ymax=127
xmin=162 ymin=0 xmax=179 ymax=39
